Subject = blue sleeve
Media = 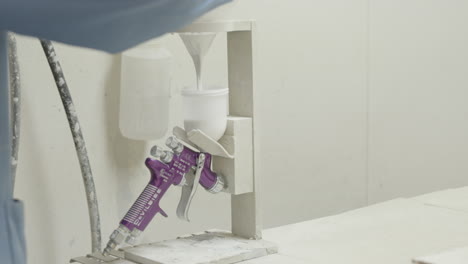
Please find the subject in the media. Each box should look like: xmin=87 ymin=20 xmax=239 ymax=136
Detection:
xmin=0 ymin=200 xmax=26 ymax=264
xmin=0 ymin=0 xmax=230 ymax=53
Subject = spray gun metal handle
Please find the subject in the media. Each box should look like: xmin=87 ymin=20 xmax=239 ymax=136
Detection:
xmin=120 ymin=159 xmax=175 ymax=231
xmin=103 ymin=158 xmax=179 ymax=255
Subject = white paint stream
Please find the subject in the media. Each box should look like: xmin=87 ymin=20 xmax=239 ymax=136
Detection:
xmin=179 ymin=33 xmax=217 ymax=91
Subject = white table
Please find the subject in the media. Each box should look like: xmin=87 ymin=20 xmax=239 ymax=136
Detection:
xmin=241 ymin=187 xmax=468 ymax=264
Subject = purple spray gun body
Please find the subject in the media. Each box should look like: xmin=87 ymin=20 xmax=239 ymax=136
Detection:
xmin=104 ymin=136 xmax=224 ymax=254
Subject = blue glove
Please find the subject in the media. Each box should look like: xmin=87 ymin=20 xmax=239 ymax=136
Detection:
xmin=0 ymin=0 xmax=230 ymax=53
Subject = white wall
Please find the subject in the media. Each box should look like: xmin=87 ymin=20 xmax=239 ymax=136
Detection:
xmin=368 ymin=0 xmax=468 ymax=203
xmin=13 ymin=1 xmax=468 ymax=264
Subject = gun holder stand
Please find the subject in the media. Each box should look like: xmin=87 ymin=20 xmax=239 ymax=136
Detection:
xmin=72 ymin=21 xmax=277 ymax=264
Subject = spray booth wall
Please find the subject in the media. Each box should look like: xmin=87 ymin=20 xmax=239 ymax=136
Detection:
xmin=14 ymin=0 xmax=468 ymax=263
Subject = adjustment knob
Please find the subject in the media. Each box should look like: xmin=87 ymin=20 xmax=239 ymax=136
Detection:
xmin=150 ymin=146 xmax=164 ymax=158
xmin=207 ymin=175 xmax=225 ymax=194
xmin=150 ymin=146 xmax=174 ymax=163
xmin=166 ymin=136 xmax=184 ymax=154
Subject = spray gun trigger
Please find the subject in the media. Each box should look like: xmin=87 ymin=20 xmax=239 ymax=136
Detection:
xmin=176 ymin=154 xmax=205 ymax=222
xmin=159 ymin=208 xmax=168 ymax=218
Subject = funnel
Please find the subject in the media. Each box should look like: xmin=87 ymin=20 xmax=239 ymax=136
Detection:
xmin=179 ymin=33 xmax=216 ymax=90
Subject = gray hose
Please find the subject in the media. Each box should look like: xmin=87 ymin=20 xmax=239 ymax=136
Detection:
xmin=8 ymin=32 xmax=21 ymax=189
xmin=40 ymin=39 xmax=102 ymax=253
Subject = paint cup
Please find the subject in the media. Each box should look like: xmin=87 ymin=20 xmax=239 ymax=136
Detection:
xmin=182 ymin=87 xmax=229 ymax=141
xmin=120 ymin=45 xmax=172 ymax=140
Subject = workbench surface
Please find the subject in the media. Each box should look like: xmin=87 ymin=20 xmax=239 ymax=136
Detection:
xmin=241 ymin=187 xmax=468 ymax=264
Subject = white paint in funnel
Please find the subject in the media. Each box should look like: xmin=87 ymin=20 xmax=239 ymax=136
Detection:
xmin=179 ymin=33 xmax=217 ymax=91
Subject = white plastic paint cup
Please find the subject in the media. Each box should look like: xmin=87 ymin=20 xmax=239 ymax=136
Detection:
xmin=120 ymin=45 xmax=172 ymax=140
xmin=182 ymin=88 xmax=229 ymax=141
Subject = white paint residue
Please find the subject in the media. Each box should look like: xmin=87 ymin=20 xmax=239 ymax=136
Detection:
xmin=74 ymin=123 xmax=80 ymax=133
xmin=123 ymin=231 xmax=277 ymax=264
xmin=51 ymin=53 xmax=59 ymax=63
xmin=67 ymin=103 xmax=76 ymax=115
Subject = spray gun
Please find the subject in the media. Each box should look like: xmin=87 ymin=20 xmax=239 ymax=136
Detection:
xmin=103 ymin=135 xmax=225 ymax=255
